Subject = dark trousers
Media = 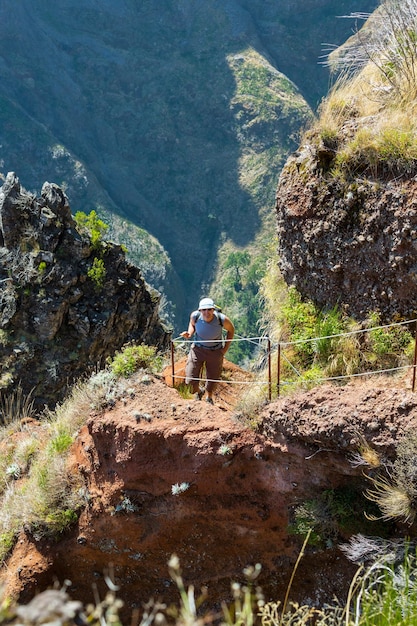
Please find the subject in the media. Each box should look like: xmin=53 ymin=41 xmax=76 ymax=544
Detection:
xmin=185 ymin=344 xmax=224 ymax=393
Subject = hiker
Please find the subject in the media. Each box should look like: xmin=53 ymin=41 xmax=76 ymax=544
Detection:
xmin=180 ymin=297 xmax=235 ymax=404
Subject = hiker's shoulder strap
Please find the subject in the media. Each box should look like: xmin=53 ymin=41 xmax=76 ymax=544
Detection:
xmin=193 ymin=310 xmax=224 ymax=327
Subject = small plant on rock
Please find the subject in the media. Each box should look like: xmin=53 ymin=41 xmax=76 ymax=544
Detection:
xmin=171 ymin=482 xmax=190 ymax=496
xmin=87 ymin=257 xmax=106 ymax=289
xmin=74 ymin=209 xmax=109 ymax=250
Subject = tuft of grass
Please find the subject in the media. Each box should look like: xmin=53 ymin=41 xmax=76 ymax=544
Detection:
xmin=364 ymin=431 xmax=417 ymax=525
xmin=176 ymin=383 xmax=194 ymax=400
xmin=347 ymin=550 xmax=417 ymax=625
xmin=0 ymin=385 xmax=35 ymax=426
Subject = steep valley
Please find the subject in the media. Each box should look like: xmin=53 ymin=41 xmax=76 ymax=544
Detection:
xmin=0 ymin=0 xmax=378 ymax=327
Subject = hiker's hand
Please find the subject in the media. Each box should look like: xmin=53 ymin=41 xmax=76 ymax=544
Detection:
xmin=180 ymin=331 xmax=190 ymax=338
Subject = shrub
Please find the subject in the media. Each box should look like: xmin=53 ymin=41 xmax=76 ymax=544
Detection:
xmin=108 ymin=344 xmax=161 ymax=377
xmin=366 ymin=312 xmax=414 ymax=364
xmin=74 ymin=210 xmax=109 ymax=250
xmin=87 ymin=257 xmax=106 ymax=289
xmin=48 ymin=431 xmax=73 ymax=454
xmin=289 ymin=485 xmax=387 ymax=547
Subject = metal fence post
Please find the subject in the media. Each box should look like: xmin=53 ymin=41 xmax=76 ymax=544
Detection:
xmin=171 ymin=340 xmax=175 ymax=387
xmin=413 ymin=325 xmax=417 ymax=392
xmin=268 ymin=337 xmax=272 ymax=401
xmin=277 ymin=342 xmax=281 ymax=397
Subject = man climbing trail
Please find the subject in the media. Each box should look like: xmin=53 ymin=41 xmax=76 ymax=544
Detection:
xmin=180 ymin=297 xmax=235 ymax=404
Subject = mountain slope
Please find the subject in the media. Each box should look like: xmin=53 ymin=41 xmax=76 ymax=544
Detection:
xmin=0 ymin=0 xmax=378 ymax=327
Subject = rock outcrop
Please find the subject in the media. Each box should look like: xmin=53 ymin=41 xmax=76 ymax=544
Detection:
xmin=0 ymin=172 xmax=170 ymax=408
xmin=276 ymin=145 xmax=417 ymax=322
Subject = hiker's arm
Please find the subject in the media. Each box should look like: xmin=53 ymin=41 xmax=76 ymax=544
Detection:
xmin=180 ymin=315 xmax=196 ymax=339
xmin=222 ymin=317 xmax=235 ymax=355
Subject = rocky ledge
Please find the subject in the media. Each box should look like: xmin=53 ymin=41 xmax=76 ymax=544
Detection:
xmin=0 ymin=172 xmax=170 ymax=409
xmin=276 ymin=145 xmax=417 ymax=322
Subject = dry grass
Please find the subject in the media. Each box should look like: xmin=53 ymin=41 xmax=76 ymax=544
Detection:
xmin=365 ymin=474 xmax=416 ymax=525
xmin=308 ymin=0 xmax=417 ymax=181
xmin=0 ymin=366 xmax=145 ymax=561
xmin=313 ymin=71 xmax=417 ymax=180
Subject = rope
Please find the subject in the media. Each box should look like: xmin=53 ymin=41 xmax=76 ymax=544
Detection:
xmin=173 ymin=318 xmax=417 ymax=348
xmin=279 ymin=318 xmax=417 ymax=348
xmin=280 ymin=364 xmax=412 ymax=387
xmin=172 ymin=335 xmax=267 ymax=344
xmin=170 ymin=318 xmax=417 ymax=392
xmin=171 ymin=373 xmax=270 ymax=386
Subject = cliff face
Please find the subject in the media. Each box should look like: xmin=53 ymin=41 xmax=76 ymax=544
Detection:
xmin=276 ymin=145 xmax=417 ymax=322
xmin=0 ymin=172 xmax=169 ymax=408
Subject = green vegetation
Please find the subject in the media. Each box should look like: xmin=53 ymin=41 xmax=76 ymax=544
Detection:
xmin=74 ymin=210 xmax=110 ymax=289
xmin=74 ymin=210 xmax=109 ymax=250
xmin=38 ymin=261 xmax=46 ymax=275
xmin=87 ymin=257 xmax=106 ymax=289
xmin=348 ymin=553 xmax=417 ymax=626
xmin=176 ymin=382 xmax=194 ymax=400
xmin=289 ymin=485 xmax=390 ymax=548
xmin=108 ymin=343 xmax=162 ymax=378
xmin=259 ymin=277 xmax=414 ymax=393
xmin=212 ymin=245 xmax=267 ymax=364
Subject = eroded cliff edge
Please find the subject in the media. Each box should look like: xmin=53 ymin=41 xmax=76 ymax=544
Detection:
xmin=2 ymin=371 xmax=416 ymax=620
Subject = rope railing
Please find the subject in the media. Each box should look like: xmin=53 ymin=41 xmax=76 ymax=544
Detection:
xmin=169 ymin=318 xmax=417 ymax=399
xmin=278 ymin=317 xmax=417 ymax=347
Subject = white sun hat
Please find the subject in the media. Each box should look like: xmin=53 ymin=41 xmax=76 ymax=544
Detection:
xmin=198 ymin=297 xmax=215 ymax=310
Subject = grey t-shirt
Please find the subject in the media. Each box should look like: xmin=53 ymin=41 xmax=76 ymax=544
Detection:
xmin=192 ymin=310 xmax=225 ymax=349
